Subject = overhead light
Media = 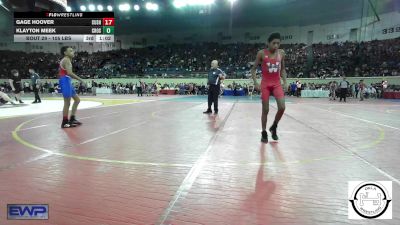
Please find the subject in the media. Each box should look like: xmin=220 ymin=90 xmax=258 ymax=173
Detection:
xmin=173 ymin=0 xmax=215 ymax=8
xmin=134 ymin=4 xmax=140 ymax=11
xmin=145 ymin=2 xmax=152 ymax=10
xmin=173 ymin=0 xmax=186 ymax=8
xmin=97 ymin=5 xmax=104 ymax=11
xmin=118 ymin=3 xmax=131 ymax=12
xmin=66 ymin=6 xmax=72 ymax=12
xmin=107 ymin=5 xmax=113 ymax=11
xmin=88 ymin=4 xmax=95 ymax=11
xmin=228 ymin=0 xmax=237 ymax=3
xmin=146 ymin=2 xmax=159 ymax=11
xmin=153 ymin=3 xmax=159 ymax=11
xmin=80 ymin=5 xmax=86 ymax=11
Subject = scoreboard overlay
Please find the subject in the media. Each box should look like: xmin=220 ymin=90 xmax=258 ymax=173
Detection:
xmin=14 ymin=12 xmax=114 ymax=43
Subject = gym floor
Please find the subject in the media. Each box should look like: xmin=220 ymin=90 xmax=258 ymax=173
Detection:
xmin=1 ymin=95 xmax=399 ymax=225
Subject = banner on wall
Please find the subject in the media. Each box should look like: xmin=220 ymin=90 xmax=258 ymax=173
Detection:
xmin=382 ymin=26 xmax=400 ymax=34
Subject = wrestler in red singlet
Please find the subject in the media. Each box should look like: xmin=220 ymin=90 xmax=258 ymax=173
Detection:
xmin=59 ymin=58 xmax=68 ymax=77
xmin=260 ymin=49 xmax=285 ymax=101
xmin=251 ymin=33 xmax=288 ymax=143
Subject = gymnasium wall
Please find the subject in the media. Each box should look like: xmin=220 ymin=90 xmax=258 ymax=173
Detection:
xmin=118 ymin=11 xmax=400 ymax=47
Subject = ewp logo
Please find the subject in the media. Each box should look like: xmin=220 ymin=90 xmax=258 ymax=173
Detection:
xmin=7 ymin=204 xmax=49 ymax=220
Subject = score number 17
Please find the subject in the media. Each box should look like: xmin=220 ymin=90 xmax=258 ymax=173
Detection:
xmin=103 ymin=18 xmax=115 ymax=26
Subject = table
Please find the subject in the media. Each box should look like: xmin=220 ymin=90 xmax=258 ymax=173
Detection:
xmin=223 ymin=89 xmax=245 ymax=96
xmin=383 ymin=91 xmax=400 ymax=99
xmin=95 ymin=88 xmax=112 ymax=94
xmin=160 ymin=89 xmax=176 ymax=95
xmin=301 ymin=90 xmax=330 ymax=98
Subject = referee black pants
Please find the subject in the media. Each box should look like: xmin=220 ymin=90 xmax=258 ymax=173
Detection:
xmin=207 ymin=85 xmax=220 ymax=112
xmin=340 ymin=88 xmax=347 ymax=102
xmin=33 ymin=86 xmax=41 ymax=102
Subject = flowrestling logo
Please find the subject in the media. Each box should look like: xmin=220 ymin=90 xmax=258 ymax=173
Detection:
xmin=7 ymin=204 xmax=49 ymax=220
xmin=348 ymin=181 xmax=392 ymax=219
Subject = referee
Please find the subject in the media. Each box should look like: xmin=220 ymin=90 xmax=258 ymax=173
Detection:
xmin=203 ymin=60 xmax=226 ymax=115
xmin=29 ymin=68 xmax=41 ymax=103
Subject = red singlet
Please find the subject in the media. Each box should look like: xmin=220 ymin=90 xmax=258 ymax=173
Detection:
xmin=260 ymin=49 xmax=284 ymax=101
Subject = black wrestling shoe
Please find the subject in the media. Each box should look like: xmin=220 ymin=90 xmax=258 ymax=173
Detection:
xmin=19 ymin=100 xmax=24 ymax=104
xmin=70 ymin=119 xmax=82 ymax=126
xmin=69 ymin=116 xmax=82 ymax=126
xmin=269 ymin=124 xmax=279 ymax=141
xmin=261 ymin=130 xmax=268 ymax=143
xmin=61 ymin=121 xmax=77 ymax=128
xmin=203 ymin=110 xmax=212 ymax=114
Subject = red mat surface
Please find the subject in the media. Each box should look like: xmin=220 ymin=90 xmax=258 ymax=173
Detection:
xmin=1 ymin=96 xmax=399 ymax=224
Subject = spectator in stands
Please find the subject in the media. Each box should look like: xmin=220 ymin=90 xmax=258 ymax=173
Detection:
xmin=29 ymin=68 xmax=41 ymax=104
xmin=359 ymin=80 xmax=365 ymax=101
xmin=9 ymin=69 xmax=24 ymax=104
xmin=350 ymin=83 xmax=356 ymax=98
xmin=355 ymin=82 xmax=359 ymax=99
xmin=329 ymin=81 xmax=337 ymax=101
xmin=369 ymin=85 xmax=377 ymax=98
xmin=296 ymin=80 xmax=302 ymax=97
xmin=137 ymin=79 xmax=143 ymax=97
xmin=155 ymin=82 xmax=160 ymax=96
xmin=1 ymin=38 xmax=398 ymax=80
xmin=290 ymin=82 xmax=297 ymax=96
